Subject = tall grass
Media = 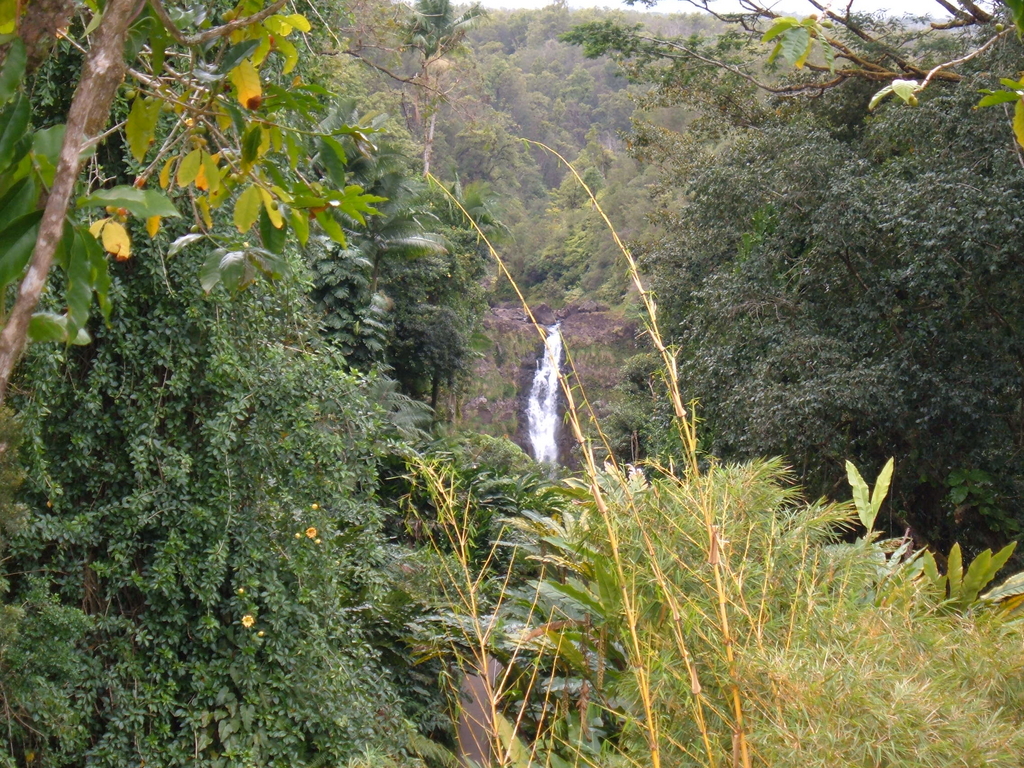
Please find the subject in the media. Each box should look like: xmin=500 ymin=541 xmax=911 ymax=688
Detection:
xmin=418 ymin=166 xmax=1024 ymax=768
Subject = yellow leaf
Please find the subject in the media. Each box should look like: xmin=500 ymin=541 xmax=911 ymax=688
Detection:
xmin=230 ymin=59 xmax=262 ymax=110
xmin=285 ymin=13 xmax=311 ymax=32
xmin=194 ymin=162 xmax=209 ymax=191
xmin=216 ymin=107 xmax=233 ymax=132
xmin=197 ymin=196 xmax=213 ymax=229
xmin=146 ymin=216 xmax=161 ymax=237
xmin=252 ymin=34 xmax=272 ymax=67
xmin=101 ymin=220 xmax=131 ymax=261
xmin=159 ymin=157 xmax=174 ymax=189
xmin=1014 ymin=99 xmax=1024 ymax=150
xmin=89 ymin=218 xmax=110 ymax=239
xmin=258 ymin=187 xmax=283 ymax=228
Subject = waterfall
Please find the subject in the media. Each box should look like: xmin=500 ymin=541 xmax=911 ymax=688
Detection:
xmin=526 ymin=324 xmax=563 ymax=464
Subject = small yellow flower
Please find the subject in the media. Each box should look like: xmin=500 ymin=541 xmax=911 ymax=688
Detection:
xmin=311 ymin=503 xmax=319 ymax=510
xmin=241 ymin=614 xmax=255 ymax=629
xmin=295 ymin=532 xmax=301 ymax=539
xmin=257 ymin=630 xmax=265 ymax=637
xmin=314 ymin=538 xmax=322 ymax=545
xmin=237 ymin=587 xmax=245 ymax=595
xmin=305 ymin=527 xmax=317 ymax=539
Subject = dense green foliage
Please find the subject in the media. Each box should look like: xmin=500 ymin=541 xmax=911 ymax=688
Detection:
xmin=629 ymin=47 xmax=1024 ymax=552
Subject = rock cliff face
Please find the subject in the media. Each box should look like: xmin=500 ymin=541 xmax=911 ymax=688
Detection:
xmin=459 ymin=301 xmax=638 ymax=466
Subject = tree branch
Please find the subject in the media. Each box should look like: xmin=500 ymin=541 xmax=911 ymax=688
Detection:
xmin=147 ymin=0 xmax=287 ymax=48
xmin=0 ymin=0 xmax=139 ymax=403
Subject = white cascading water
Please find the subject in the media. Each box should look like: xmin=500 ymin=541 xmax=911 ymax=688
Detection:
xmin=526 ymin=324 xmax=563 ymax=464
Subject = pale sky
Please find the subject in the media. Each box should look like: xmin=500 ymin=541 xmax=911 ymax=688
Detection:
xmin=476 ymin=0 xmax=992 ymax=18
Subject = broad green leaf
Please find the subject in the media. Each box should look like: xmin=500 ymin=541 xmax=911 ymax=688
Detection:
xmin=0 ymin=94 xmax=30 ymax=170
xmin=314 ymin=209 xmax=346 ymax=245
xmin=981 ymin=571 xmax=1024 ymax=602
xmin=317 ymin=136 xmax=348 ymax=188
xmin=28 ymin=313 xmax=91 ymax=345
xmin=1002 ymin=0 xmax=1024 ymax=36
xmin=495 ymin=714 xmax=532 ymax=768
xmin=167 ymin=232 xmax=204 ymax=256
xmin=64 ymin=231 xmax=94 ymax=340
xmin=922 ymin=550 xmax=942 ymax=590
xmin=891 ymin=78 xmax=921 ymax=106
xmin=761 ymin=17 xmax=798 ymax=43
xmin=126 ymin=96 xmax=161 ymax=162
xmin=1014 ymin=99 xmax=1024 ymax=149
xmin=962 ymin=549 xmax=993 ymax=606
xmin=259 ymin=207 xmax=286 ymax=253
xmin=846 ymin=460 xmax=873 ymax=530
xmin=230 ymin=59 xmax=262 ymax=110
xmin=0 ymin=209 xmax=42 ymax=288
xmin=198 ymin=151 xmax=221 ymax=194
xmin=241 ymin=125 xmax=262 ymax=171
xmin=234 ymin=185 xmax=262 ymax=233
xmin=0 ymin=37 xmax=25 ymax=105
xmin=821 ymin=38 xmax=835 ymax=74
xmin=947 ymin=543 xmax=963 ymax=601
xmin=869 ymin=84 xmax=895 ymax=111
xmin=80 ymin=228 xmax=111 ymax=321
xmin=779 ymin=27 xmax=811 ymax=68
xmin=78 ymin=186 xmax=180 ymax=218
xmin=284 ymin=13 xmax=311 ymax=32
xmin=870 ymin=458 xmax=894 ymax=522
xmin=0 ymin=177 xmax=38 ymax=233
xmin=977 ymin=90 xmax=1021 ymax=107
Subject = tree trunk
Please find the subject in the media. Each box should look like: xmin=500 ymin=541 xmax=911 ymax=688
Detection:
xmin=0 ymin=0 xmax=137 ymax=404
xmin=422 ymin=110 xmax=437 ymax=177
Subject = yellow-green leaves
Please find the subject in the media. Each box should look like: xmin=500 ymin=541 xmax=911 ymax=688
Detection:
xmin=230 ymin=58 xmax=262 ymax=110
xmin=763 ymin=16 xmax=832 ymax=71
xmin=846 ymin=457 xmax=894 ymax=533
xmin=234 ymin=185 xmax=262 ymax=232
xmin=977 ymin=78 xmax=1024 ymax=149
xmin=126 ymin=96 xmax=162 ymax=162
xmin=869 ymin=79 xmax=922 ymax=110
xmin=0 ymin=0 xmax=17 ymax=34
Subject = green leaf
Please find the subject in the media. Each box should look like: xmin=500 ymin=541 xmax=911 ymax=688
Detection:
xmin=241 ymin=124 xmax=262 ymax=170
xmin=1001 ymin=0 xmax=1024 ymax=36
xmin=869 ymin=457 xmax=894 ymax=524
xmin=869 ymin=84 xmax=895 ymax=111
xmin=0 ymin=37 xmax=26 ymax=105
xmin=977 ymin=90 xmax=1021 ymax=107
xmin=259 ymin=207 xmax=286 ymax=253
xmin=126 ymin=96 xmax=161 ymax=163
xmin=0 ymin=177 xmax=38 ymax=233
xmin=846 ymin=460 xmax=873 ymax=530
xmin=77 ymin=186 xmax=181 ymax=218
xmin=81 ymin=228 xmax=111 ymax=321
xmin=0 ymin=209 xmax=42 ymax=288
xmin=947 ymin=543 xmax=963 ymax=601
xmin=317 ymin=136 xmax=348 ymax=188
xmin=64 ymin=231 xmax=93 ymax=341
xmin=761 ymin=17 xmax=798 ymax=43
xmin=981 ymin=570 xmax=1024 ymax=602
xmin=177 ymin=149 xmax=202 ymax=187
xmin=0 ymin=94 xmax=30 ymax=171
xmin=200 ymin=249 xmax=249 ymax=292
xmin=234 ymin=185 xmax=262 ymax=233
xmin=167 ymin=232 xmax=205 ymax=257
xmin=779 ymin=27 xmax=811 ymax=68
xmin=28 ymin=312 xmax=91 ymax=345
xmin=891 ymin=78 xmax=921 ymax=106
xmin=314 ymin=209 xmax=346 ymax=245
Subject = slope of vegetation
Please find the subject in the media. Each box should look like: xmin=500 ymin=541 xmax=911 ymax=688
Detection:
xmin=2 ymin=0 xmax=1024 ymax=767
